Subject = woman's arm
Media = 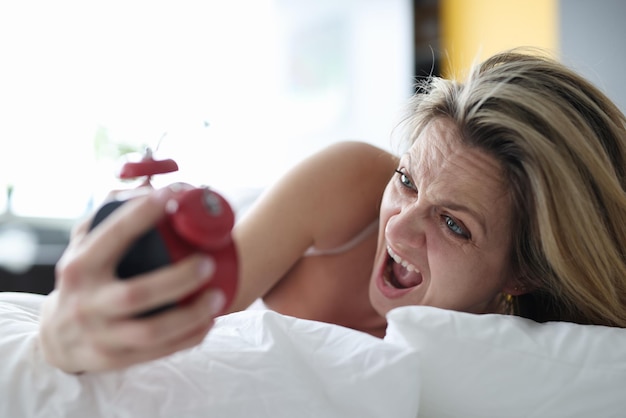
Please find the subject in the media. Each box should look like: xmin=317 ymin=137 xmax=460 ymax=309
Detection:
xmin=229 ymin=141 xmax=398 ymax=312
xmin=39 ymin=141 xmax=397 ymax=372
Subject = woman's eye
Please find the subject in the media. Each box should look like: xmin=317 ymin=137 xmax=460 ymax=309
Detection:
xmin=395 ymin=169 xmax=415 ymax=190
xmin=444 ymin=215 xmax=470 ymax=239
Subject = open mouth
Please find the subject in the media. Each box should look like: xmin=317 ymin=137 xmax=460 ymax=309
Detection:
xmin=384 ymin=246 xmax=423 ymax=289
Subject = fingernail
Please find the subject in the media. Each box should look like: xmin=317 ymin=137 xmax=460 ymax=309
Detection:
xmin=207 ymin=290 xmax=226 ymax=315
xmin=153 ymin=186 xmax=175 ymax=203
xmin=197 ymin=257 xmax=216 ymax=280
xmin=114 ymin=187 xmax=151 ymax=201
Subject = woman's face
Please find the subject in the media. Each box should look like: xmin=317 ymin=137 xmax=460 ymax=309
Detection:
xmin=370 ymin=118 xmax=519 ymax=316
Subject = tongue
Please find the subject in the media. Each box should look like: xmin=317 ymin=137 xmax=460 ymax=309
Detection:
xmin=392 ymin=262 xmax=422 ymax=288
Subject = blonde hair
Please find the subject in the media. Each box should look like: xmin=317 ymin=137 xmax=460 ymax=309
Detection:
xmin=403 ymin=49 xmax=626 ymax=327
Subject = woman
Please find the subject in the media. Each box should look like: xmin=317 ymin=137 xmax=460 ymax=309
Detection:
xmin=39 ymin=49 xmax=626 ymax=373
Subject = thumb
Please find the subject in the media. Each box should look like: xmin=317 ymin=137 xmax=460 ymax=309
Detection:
xmin=81 ymin=186 xmax=176 ymax=275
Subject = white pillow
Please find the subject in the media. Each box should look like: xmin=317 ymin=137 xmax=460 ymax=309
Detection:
xmin=385 ymin=306 xmax=626 ymax=418
xmin=0 ymin=292 xmax=422 ymax=418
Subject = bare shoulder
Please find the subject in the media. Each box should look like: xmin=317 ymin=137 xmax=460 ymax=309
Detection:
xmin=300 ymin=141 xmax=398 ymax=247
xmin=298 ymin=141 xmax=398 ymax=193
xmin=240 ymin=140 xmax=398 ymax=237
xmin=230 ymin=140 xmax=397 ymax=311
xmin=307 ymin=140 xmax=397 ymax=169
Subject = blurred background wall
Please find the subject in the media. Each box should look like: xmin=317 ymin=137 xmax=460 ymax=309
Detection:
xmin=559 ymin=0 xmax=626 ymax=113
xmin=1 ymin=0 xmax=624 ymax=294
xmin=440 ymin=0 xmax=558 ymax=79
xmin=438 ymin=0 xmax=626 ymax=113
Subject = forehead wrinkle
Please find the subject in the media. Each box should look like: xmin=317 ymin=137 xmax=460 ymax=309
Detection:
xmin=409 ymin=120 xmax=511 ymax=239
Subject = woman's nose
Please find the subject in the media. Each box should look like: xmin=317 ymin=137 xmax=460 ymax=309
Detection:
xmin=385 ymin=204 xmax=426 ymax=250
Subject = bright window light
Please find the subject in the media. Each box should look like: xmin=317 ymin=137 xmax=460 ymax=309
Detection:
xmin=0 ymin=0 xmax=413 ymax=219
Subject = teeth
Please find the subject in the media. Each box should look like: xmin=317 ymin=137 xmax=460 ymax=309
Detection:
xmin=387 ymin=246 xmax=419 ymax=273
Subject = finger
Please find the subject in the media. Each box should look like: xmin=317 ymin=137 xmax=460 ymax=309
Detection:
xmin=67 ymin=215 xmax=93 ymax=244
xmin=108 ymin=185 xmax=154 ymax=202
xmin=97 ymin=287 xmax=225 ymax=351
xmin=82 ymin=186 xmax=176 ymax=271
xmin=56 ymin=191 xmax=171 ymax=290
xmin=88 ymin=255 xmax=216 ymax=319
xmin=168 ymin=182 xmax=194 ymax=191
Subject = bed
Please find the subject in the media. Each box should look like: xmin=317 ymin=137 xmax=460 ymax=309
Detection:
xmin=1 ymin=291 xmax=625 ymax=417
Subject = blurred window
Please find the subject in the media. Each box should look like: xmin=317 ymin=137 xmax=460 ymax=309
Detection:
xmin=0 ymin=0 xmax=413 ymax=219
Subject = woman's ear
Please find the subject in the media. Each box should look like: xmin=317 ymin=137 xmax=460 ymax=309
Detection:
xmin=502 ymin=278 xmax=532 ymax=296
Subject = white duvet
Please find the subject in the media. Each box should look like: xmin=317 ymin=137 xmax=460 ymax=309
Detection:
xmin=2 ymin=291 xmax=626 ymax=418
xmin=0 ymin=292 xmax=420 ymax=418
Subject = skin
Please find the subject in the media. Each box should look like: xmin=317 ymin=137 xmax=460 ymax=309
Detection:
xmin=40 ymin=119 xmax=525 ymax=373
xmin=40 ymin=187 xmax=227 ymax=373
xmin=229 ymin=141 xmax=396 ymax=337
xmin=369 ymin=118 xmax=523 ymax=317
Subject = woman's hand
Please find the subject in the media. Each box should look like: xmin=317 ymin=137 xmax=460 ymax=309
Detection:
xmin=38 ymin=187 xmax=226 ymax=374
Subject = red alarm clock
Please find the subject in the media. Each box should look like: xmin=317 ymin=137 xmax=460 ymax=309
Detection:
xmin=90 ymin=149 xmax=238 ymax=316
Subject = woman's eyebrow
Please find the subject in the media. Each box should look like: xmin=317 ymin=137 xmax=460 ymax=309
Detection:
xmin=438 ymin=200 xmax=487 ymax=236
xmin=398 ymin=152 xmax=411 ymax=166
